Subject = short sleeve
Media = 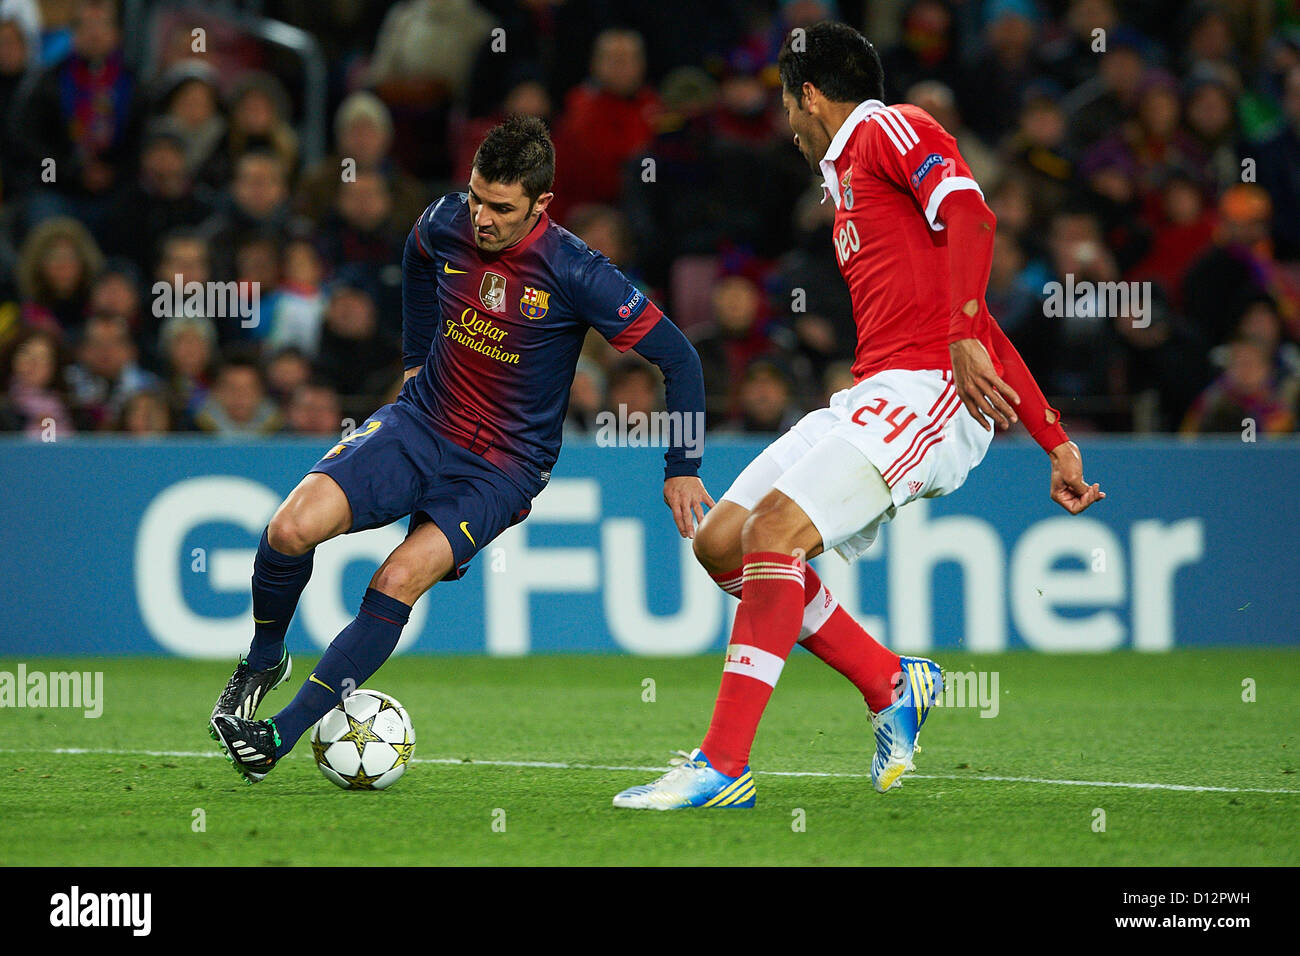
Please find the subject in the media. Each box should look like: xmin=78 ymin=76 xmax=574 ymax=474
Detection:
xmin=568 ymin=248 xmax=664 ymax=352
xmin=863 ymin=104 xmax=983 ymax=231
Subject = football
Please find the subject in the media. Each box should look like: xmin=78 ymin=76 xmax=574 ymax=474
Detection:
xmin=310 ymin=689 xmax=416 ymax=791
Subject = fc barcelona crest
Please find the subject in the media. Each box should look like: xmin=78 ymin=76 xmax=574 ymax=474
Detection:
xmin=840 ymin=166 xmax=854 ymax=210
xmin=519 ymin=286 xmax=551 ymax=320
xmin=479 ymin=272 xmax=507 ymax=313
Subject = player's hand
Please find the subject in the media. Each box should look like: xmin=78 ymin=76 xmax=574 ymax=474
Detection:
xmin=949 ymin=337 xmax=1020 ymax=432
xmin=1048 ymin=440 xmax=1105 ymax=514
xmin=664 ymin=476 xmax=715 ymax=539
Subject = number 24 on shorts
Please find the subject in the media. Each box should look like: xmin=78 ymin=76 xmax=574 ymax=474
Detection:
xmin=850 ymin=396 xmax=916 ymax=443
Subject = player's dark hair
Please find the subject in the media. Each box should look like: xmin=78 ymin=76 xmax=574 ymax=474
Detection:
xmin=472 ymin=115 xmax=556 ymax=205
xmin=778 ymin=21 xmax=884 ymax=106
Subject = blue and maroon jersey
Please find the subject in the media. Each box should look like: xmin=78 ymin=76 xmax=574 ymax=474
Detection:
xmin=400 ymin=192 xmax=664 ymax=491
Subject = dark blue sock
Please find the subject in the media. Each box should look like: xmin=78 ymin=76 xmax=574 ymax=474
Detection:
xmin=248 ymin=528 xmax=314 ymax=670
xmin=271 ymin=588 xmax=411 ymax=758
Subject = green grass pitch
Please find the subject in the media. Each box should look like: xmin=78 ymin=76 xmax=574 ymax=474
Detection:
xmin=1 ymin=650 xmax=1297 ymax=866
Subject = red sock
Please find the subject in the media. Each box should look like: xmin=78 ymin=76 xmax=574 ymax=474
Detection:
xmin=710 ymin=562 xmax=900 ymax=714
xmin=799 ymin=565 xmax=900 ymax=712
xmin=700 ymin=552 xmax=805 ymax=776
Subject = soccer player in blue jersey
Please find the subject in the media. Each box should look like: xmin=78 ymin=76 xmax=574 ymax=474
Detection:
xmin=210 ymin=117 xmax=712 ymax=780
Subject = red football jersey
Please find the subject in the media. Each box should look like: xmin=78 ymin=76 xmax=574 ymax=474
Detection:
xmin=820 ymin=100 xmax=1000 ymax=380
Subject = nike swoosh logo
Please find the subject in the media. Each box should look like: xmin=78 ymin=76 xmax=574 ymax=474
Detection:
xmin=459 ymin=521 xmax=476 ymax=546
xmin=443 ymin=263 xmax=467 ymax=274
xmin=253 ymin=617 xmax=275 ymax=624
xmin=308 ymin=674 xmax=335 ymax=692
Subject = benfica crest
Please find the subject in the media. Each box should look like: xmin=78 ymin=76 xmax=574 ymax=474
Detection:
xmin=840 ymin=166 xmax=854 ymax=209
xmin=519 ymin=286 xmax=550 ymax=320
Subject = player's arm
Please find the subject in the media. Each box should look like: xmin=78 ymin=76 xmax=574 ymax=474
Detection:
xmin=940 ymin=191 xmax=1104 ymax=512
xmin=401 ymin=213 xmax=441 ymax=381
xmin=572 ymin=252 xmax=713 ymax=537
xmin=630 ymin=317 xmax=716 ymax=538
xmin=941 ymin=188 xmax=1020 ymax=432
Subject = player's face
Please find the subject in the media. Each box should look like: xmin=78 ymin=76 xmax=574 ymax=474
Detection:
xmin=783 ymin=87 xmax=828 ymax=173
xmin=467 ymin=170 xmax=553 ymax=252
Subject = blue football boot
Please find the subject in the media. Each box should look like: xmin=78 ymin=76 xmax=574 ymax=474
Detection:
xmin=870 ymin=657 xmax=943 ymax=793
xmin=613 ymin=748 xmax=756 ymax=810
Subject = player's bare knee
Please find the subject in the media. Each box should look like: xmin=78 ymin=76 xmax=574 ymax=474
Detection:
xmin=266 ymin=511 xmax=315 ymax=556
xmin=741 ymin=504 xmax=792 ymax=555
xmin=369 ymin=559 xmax=437 ymax=605
xmin=692 ymin=519 xmax=732 ymax=574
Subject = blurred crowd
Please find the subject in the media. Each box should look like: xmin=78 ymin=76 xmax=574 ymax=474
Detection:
xmin=3 ymin=0 xmax=1300 ymax=442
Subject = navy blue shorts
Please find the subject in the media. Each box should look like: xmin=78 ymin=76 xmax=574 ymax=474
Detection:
xmin=310 ymin=400 xmax=535 ymax=579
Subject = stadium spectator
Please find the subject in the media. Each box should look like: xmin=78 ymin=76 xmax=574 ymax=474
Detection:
xmin=1231 ymin=296 xmax=1300 ymax=415
xmin=102 ymin=128 xmax=215 ymax=279
xmin=13 ymin=0 xmax=141 ymax=229
xmin=313 ymin=169 xmax=405 ymax=321
xmin=1179 ymin=65 xmax=1242 ymax=195
xmin=263 ymin=346 xmax=312 ymax=408
xmin=957 ymin=0 xmax=1046 ymax=144
xmin=295 ymin=92 xmax=427 ymax=230
xmin=16 ymin=215 xmax=104 ymax=337
xmin=1181 ymin=336 xmax=1295 ymax=435
xmin=1002 ymin=83 xmax=1075 ymax=235
xmin=565 ymin=356 xmax=606 ymax=435
xmin=225 ymin=72 xmax=300 ymax=181
xmin=450 ymin=71 xmax=553 ymax=184
xmin=1255 ymin=64 xmax=1300 ymax=259
xmin=193 ymin=354 xmax=282 ymax=436
xmin=1127 ymin=169 xmax=1218 ymax=308
xmin=1018 ymin=207 xmax=1127 ymax=425
xmin=64 ymin=313 xmax=160 ymax=430
xmin=551 ymin=28 xmax=660 ymax=219
xmin=147 ymin=60 xmax=229 ymax=190
xmin=1183 ymin=184 xmax=1300 ymax=347
xmin=880 ymin=0 xmax=964 ymax=105
xmin=986 ymin=232 xmax=1041 ymax=338
xmin=313 ymin=273 xmax=399 ymax=405
xmin=1 ymin=327 xmax=75 ymax=437
xmin=201 ymin=149 xmax=293 ymax=283
xmin=1060 ymin=27 xmax=1147 ymax=156
xmin=566 ymin=203 xmax=636 ymax=273
xmin=821 ymin=360 xmax=855 ymax=406
xmin=1041 ymin=0 xmax=1122 ymax=93
xmin=1111 ymin=286 xmax=1210 ymax=431
xmin=727 ymin=357 xmax=801 ymax=434
xmin=368 ymin=0 xmax=497 ymax=179
xmin=906 ymin=79 xmax=1002 ymax=191
xmin=604 ymin=356 xmax=662 ymax=418
xmin=773 ymin=186 xmax=857 ymax=389
xmin=233 ymin=233 xmax=281 ymax=343
xmin=284 ymin=380 xmax=343 ymax=437
xmin=158 ymin=313 xmax=215 ymax=429
xmin=0 ymin=0 xmax=40 ymax=191
xmin=116 ymin=387 xmax=171 ymax=435
xmin=87 ymin=260 xmax=142 ymax=330
xmin=690 ymin=272 xmax=782 ymax=429
xmin=265 ymin=238 xmax=326 ymax=356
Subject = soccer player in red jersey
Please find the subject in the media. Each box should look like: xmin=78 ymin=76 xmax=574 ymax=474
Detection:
xmin=615 ymin=22 xmax=1104 ymax=809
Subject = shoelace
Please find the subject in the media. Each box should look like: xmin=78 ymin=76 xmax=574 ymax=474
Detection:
xmin=648 ymin=750 xmax=707 ymax=786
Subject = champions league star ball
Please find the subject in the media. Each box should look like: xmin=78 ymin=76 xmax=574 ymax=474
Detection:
xmin=310 ymin=689 xmax=416 ymax=790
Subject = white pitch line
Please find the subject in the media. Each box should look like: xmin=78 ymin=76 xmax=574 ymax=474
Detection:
xmin=4 ymin=747 xmax=1299 ymax=795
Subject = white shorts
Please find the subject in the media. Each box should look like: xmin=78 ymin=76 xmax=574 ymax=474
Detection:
xmin=720 ymin=368 xmax=993 ymax=562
